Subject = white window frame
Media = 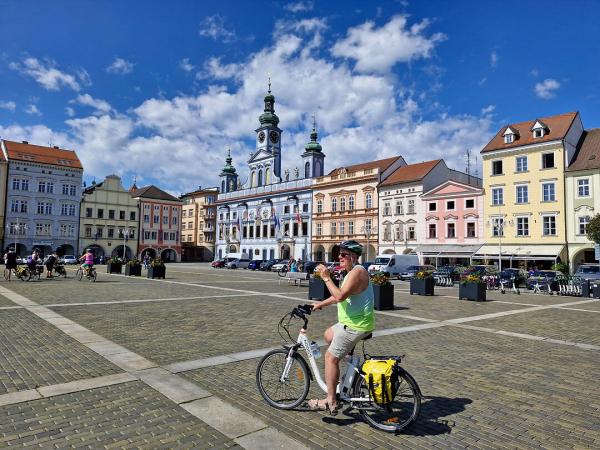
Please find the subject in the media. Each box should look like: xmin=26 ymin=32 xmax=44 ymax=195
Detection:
xmin=577 ymin=178 xmax=590 ymax=197
xmin=542 ymin=182 xmax=556 ymax=202
xmin=492 ymin=187 xmax=504 ymax=205
xmin=515 ymin=184 xmax=529 ymax=204
xmin=515 ymin=156 xmax=528 ymax=172
xmin=578 ymin=216 xmax=590 ymax=235
xmin=542 ymin=215 xmax=557 ymax=236
xmin=516 ymin=216 xmax=529 ymax=237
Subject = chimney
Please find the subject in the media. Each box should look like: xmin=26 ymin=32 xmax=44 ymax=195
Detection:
xmin=53 ymin=146 xmax=59 ymax=149
xmin=22 ymin=140 xmax=28 ymax=144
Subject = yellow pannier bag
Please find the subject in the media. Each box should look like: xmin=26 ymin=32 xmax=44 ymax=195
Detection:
xmin=362 ymin=359 xmax=396 ymax=405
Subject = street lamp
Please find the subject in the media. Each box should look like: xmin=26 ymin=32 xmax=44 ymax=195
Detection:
xmin=7 ymin=219 xmax=27 ymax=255
xmin=361 ymin=224 xmax=377 ymax=262
xmin=119 ymin=228 xmax=131 ymax=261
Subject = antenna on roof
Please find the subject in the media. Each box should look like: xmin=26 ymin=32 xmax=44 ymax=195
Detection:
xmin=464 ymin=149 xmax=472 ymax=184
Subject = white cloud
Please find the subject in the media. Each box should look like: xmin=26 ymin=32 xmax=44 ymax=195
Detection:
xmin=71 ymin=94 xmax=113 ymax=114
xmin=25 ymin=104 xmax=41 ymax=116
xmin=535 ymin=78 xmax=560 ymax=99
xmin=179 ymin=58 xmax=195 ymax=72
xmin=490 ymin=51 xmax=498 ymax=68
xmin=106 ymin=57 xmax=134 ymax=75
xmin=0 ymin=101 xmax=16 ymax=112
xmin=198 ymin=15 xmax=236 ymax=42
xmin=331 ymin=15 xmax=446 ymax=73
xmin=0 ymin=124 xmax=73 ymax=149
xmin=530 ymin=68 xmax=539 ymax=77
xmin=481 ymin=105 xmax=495 ymax=115
xmin=9 ymin=57 xmax=82 ymax=91
xmin=284 ymin=1 xmax=314 ymax=12
xmin=65 ymin=106 xmax=75 ymax=117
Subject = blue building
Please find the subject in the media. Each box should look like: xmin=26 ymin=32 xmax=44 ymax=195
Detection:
xmin=215 ymin=85 xmax=325 ymax=261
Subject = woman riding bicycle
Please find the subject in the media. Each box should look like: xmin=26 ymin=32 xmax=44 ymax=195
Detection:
xmin=309 ymin=240 xmax=374 ymax=415
xmin=79 ymin=249 xmax=95 ymax=274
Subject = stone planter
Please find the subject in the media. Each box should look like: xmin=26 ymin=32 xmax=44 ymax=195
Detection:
xmin=410 ymin=278 xmax=435 ymax=296
xmin=107 ymin=262 xmax=122 ymax=274
xmin=308 ymin=277 xmax=332 ymax=300
xmin=148 ymin=266 xmax=166 ymax=279
xmin=373 ymin=283 xmax=394 ymax=310
xmin=125 ymin=264 xmax=141 ymax=276
xmin=458 ymin=282 xmax=486 ymax=301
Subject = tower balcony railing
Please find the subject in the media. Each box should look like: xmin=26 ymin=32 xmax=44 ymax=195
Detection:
xmin=218 ymin=178 xmax=314 ymax=201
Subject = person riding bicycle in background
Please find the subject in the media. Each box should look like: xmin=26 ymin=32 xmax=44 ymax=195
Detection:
xmin=80 ymin=249 xmax=94 ymax=274
xmin=27 ymin=250 xmax=40 ymax=272
xmin=45 ymin=252 xmax=57 ymax=278
xmin=4 ymin=248 xmax=18 ymax=281
xmin=309 ymin=240 xmax=375 ymax=415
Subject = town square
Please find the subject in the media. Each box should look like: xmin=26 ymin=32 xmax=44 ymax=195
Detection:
xmin=1 ymin=0 xmax=600 ymax=448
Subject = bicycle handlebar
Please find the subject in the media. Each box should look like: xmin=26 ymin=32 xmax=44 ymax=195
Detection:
xmin=291 ymin=304 xmax=313 ymax=329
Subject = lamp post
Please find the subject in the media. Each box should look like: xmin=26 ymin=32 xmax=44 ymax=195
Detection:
xmin=7 ymin=218 xmax=27 ymax=255
xmin=119 ymin=228 xmax=131 ymax=262
xmin=361 ymin=224 xmax=377 ymax=262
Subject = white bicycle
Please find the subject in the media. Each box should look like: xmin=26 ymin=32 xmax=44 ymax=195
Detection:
xmin=255 ymin=304 xmax=422 ymax=433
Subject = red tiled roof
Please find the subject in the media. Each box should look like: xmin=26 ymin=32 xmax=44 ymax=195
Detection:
xmin=566 ymin=128 xmax=600 ymax=172
xmin=481 ymin=112 xmax=579 ymax=153
xmin=328 ymin=156 xmax=402 ymax=176
xmin=3 ymin=140 xmax=83 ymax=169
xmin=380 ymin=159 xmax=442 ymax=186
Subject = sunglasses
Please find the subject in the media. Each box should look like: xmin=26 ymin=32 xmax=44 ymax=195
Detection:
xmin=339 ymin=252 xmax=352 ymax=258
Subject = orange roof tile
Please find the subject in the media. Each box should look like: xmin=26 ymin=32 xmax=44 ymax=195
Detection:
xmin=481 ymin=112 xmax=578 ymax=153
xmin=3 ymin=140 xmax=83 ymax=169
xmin=380 ymin=159 xmax=442 ymax=186
xmin=328 ymin=156 xmax=402 ymax=176
xmin=566 ymin=128 xmax=600 ymax=172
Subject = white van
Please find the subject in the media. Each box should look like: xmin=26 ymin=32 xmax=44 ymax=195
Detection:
xmin=368 ymin=254 xmax=419 ymax=278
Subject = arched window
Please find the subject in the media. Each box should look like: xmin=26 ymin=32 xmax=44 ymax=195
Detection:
xmin=365 ymin=193 xmax=372 ymax=209
xmin=340 ymin=197 xmax=346 ymax=211
xmin=250 ymin=171 xmax=256 ymax=187
xmin=304 ymin=161 xmax=310 ymax=178
xmin=221 ymin=180 xmax=225 ymax=192
xmin=265 ymin=168 xmax=270 ymax=184
xmin=228 ymin=179 xmax=234 ymax=191
xmin=315 ymin=161 xmax=321 ymax=176
xmin=317 ymin=199 xmax=323 ymax=213
xmin=331 ymin=198 xmax=337 ymax=212
xmin=349 ymin=195 xmax=355 ymax=210
xmin=258 ymin=169 xmax=263 ymax=186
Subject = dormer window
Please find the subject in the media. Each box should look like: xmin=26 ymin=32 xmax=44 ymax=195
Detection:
xmin=502 ymin=126 xmax=518 ymax=144
xmin=531 ymin=120 xmax=548 ymax=139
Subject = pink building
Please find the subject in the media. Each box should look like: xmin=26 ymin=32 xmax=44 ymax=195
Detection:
xmin=418 ymin=179 xmax=484 ymax=266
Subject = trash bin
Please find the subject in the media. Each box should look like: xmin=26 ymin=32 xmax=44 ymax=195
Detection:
xmin=592 ymin=282 xmax=600 ymax=299
xmin=581 ymin=279 xmax=591 ymax=298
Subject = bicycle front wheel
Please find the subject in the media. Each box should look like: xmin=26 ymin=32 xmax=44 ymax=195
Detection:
xmin=353 ymin=369 xmax=421 ymax=433
xmin=256 ymin=349 xmax=310 ymax=409
xmin=20 ymin=268 xmax=31 ymax=282
xmin=76 ymin=268 xmax=83 ymax=281
xmin=3 ymin=268 xmax=9 ymax=280
xmin=277 ymin=268 xmax=288 ymax=278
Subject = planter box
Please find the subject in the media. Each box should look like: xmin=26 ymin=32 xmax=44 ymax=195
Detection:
xmin=147 ymin=266 xmax=166 ymax=279
xmin=125 ymin=264 xmax=142 ymax=276
xmin=410 ymin=278 xmax=435 ymax=296
xmin=107 ymin=262 xmax=122 ymax=274
xmin=373 ymin=283 xmax=394 ymax=310
xmin=458 ymin=282 xmax=486 ymax=301
xmin=308 ymin=277 xmax=332 ymax=300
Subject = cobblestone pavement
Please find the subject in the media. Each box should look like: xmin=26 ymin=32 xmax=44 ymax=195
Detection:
xmin=0 ymin=263 xmax=598 ymax=448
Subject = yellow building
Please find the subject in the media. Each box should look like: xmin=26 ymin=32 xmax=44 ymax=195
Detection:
xmin=0 ymin=151 xmax=7 ymax=249
xmin=311 ymin=156 xmax=405 ymax=263
xmin=475 ymin=112 xmax=584 ymax=269
xmin=180 ymin=187 xmax=218 ymax=261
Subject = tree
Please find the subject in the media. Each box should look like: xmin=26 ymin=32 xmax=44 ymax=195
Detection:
xmin=586 ymin=214 xmax=600 ymax=243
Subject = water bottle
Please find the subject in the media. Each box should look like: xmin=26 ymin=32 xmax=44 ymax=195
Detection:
xmin=309 ymin=341 xmax=321 ymax=359
xmin=340 ymin=354 xmax=359 ymax=394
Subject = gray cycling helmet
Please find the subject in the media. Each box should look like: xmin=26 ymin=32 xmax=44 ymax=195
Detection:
xmin=340 ymin=240 xmax=363 ymax=256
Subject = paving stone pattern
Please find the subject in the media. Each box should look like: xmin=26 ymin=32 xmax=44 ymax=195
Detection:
xmin=0 ymin=294 xmax=17 ymax=307
xmin=184 ymin=325 xmax=600 ymax=449
xmin=53 ymin=295 xmax=420 ymax=365
xmin=0 ymin=381 xmax=240 ymax=448
xmin=0 ymin=310 xmax=121 ymax=394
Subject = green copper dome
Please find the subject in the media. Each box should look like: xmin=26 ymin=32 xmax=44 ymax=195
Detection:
xmin=220 ymin=148 xmax=237 ymax=175
xmin=259 ymin=81 xmax=279 ymax=126
xmin=304 ymin=127 xmax=322 ymax=152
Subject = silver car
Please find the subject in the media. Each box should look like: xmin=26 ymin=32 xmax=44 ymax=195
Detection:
xmin=226 ymin=258 xmax=251 ymax=269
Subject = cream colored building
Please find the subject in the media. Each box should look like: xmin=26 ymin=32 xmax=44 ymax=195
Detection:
xmin=79 ymin=175 xmax=139 ymax=259
xmin=475 ymin=112 xmax=584 ymax=269
xmin=565 ymin=128 xmax=600 ymax=271
xmin=311 ymin=156 xmax=405 ymax=263
xmin=180 ymin=187 xmax=218 ymax=261
xmin=0 ymin=151 xmax=7 ymax=250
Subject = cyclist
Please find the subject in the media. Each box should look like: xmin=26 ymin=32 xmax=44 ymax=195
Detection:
xmin=45 ymin=252 xmax=57 ymax=278
xmin=309 ymin=240 xmax=374 ymax=415
xmin=79 ymin=249 xmax=95 ymax=275
xmin=27 ymin=250 xmax=40 ymax=274
xmin=4 ymin=248 xmax=18 ymax=281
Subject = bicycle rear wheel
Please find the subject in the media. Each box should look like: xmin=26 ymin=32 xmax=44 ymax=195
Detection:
xmin=19 ymin=268 xmax=31 ymax=282
xmin=76 ymin=268 xmax=83 ymax=281
xmin=353 ymin=369 xmax=421 ymax=433
xmin=277 ymin=268 xmax=288 ymax=277
xmin=256 ymin=349 xmax=310 ymax=409
xmin=90 ymin=269 xmax=97 ymax=282
xmin=3 ymin=268 xmax=9 ymax=280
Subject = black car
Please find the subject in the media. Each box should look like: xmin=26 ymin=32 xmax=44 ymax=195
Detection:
xmin=248 ymin=259 xmax=264 ymax=271
xmin=260 ymin=259 xmax=283 ymax=271
xmin=526 ymin=270 xmax=560 ymax=291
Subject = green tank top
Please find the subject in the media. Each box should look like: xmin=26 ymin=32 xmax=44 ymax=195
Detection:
xmin=337 ymin=266 xmax=375 ymax=332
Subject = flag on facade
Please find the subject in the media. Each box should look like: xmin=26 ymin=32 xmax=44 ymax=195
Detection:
xmin=296 ymin=211 xmax=302 ymax=224
xmin=273 ymin=209 xmax=280 ymax=229
xmin=237 ymin=216 xmax=242 ymax=230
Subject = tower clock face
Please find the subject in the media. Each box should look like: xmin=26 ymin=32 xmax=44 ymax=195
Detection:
xmin=269 ymin=131 xmax=279 ymax=143
xmin=258 ymin=131 xmax=266 ymax=143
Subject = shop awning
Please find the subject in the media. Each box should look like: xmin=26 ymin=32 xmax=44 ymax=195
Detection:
xmin=414 ymin=244 xmax=483 ymax=258
xmin=473 ymin=244 xmax=564 ymax=261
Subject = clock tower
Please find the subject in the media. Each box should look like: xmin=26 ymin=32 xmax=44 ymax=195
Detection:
xmin=301 ymin=120 xmax=325 ymax=178
xmin=248 ymin=79 xmax=282 ymax=186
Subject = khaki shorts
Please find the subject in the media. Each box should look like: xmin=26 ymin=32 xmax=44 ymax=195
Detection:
xmin=328 ymin=322 xmax=371 ymax=359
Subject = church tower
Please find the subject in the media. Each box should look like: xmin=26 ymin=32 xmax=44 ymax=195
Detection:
xmin=219 ymin=148 xmax=238 ymax=193
xmin=248 ymin=78 xmax=282 ymax=187
xmin=301 ymin=119 xmax=325 ymax=178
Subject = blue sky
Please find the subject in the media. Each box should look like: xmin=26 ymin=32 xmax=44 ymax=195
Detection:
xmin=1 ymin=0 xmax=599 ymax=194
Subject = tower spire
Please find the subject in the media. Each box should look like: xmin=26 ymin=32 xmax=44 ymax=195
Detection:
xmin=268 ymin=73 xmax=271 ymax=93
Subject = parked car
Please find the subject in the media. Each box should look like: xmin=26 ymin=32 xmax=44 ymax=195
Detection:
xmin=574 ymin=264 xmax=600 ymax=280
xmin=260 ymin=259 xmax=283 ymax=271
xmin=399 ymin=265 xmax=436 ymax=280
xmin=248 ymin=259 xmax=264 ymax=270
xmin=271 ymin=261 xmax=289 ymax=272
xmin=212 ymin=257 xmax=235 ymax=268
xmin=368 ymin=254 xmax=419 ymax=278
xmin=526 ymin=270 xmax=560 ymax=291
xmin=62 ymin=255 xmax=78 ymax=264
xmin=432 ymin=265 xmax=462 ymax=282
xmin=227 ymin=258 xmax=251 ymax=269
xmin=499 ymin=268 xmax=528 ymax=287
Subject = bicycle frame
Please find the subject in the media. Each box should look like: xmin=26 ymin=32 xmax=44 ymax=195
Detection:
xmin=281 ymin=329 xmax=368 ymax=403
